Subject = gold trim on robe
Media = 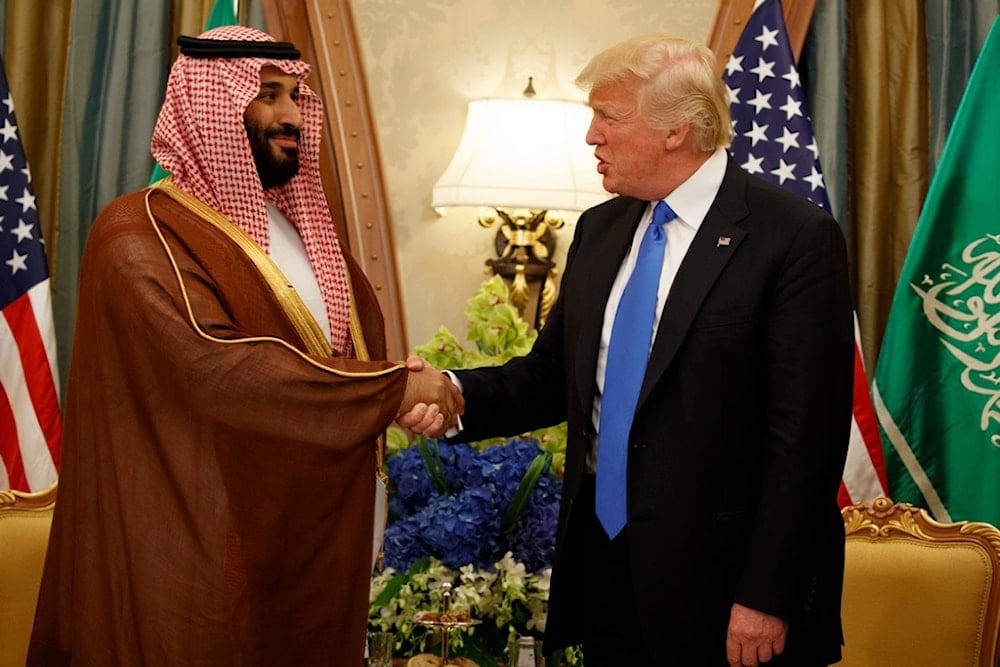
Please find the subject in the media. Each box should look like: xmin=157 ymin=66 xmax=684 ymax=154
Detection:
xmin=148 ymin=180 xmax=400 ymax=378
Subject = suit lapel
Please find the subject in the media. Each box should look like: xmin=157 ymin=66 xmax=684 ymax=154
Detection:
xmin=637 ymin=160 xmax=750 ymax=408
xmin=574 ymin=198 xmax=647 ymax=422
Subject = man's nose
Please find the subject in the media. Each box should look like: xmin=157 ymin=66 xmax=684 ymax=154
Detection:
xmin=585 ymin=118 xmax=603 ymax=145
xmin=277 ymin=97 xmax=303 ymax=129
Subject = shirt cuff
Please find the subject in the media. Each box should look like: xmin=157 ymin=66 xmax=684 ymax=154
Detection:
xmin=443 ymin=370 xmax=463 ymax=438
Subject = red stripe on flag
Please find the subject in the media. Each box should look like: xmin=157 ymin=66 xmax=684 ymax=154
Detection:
xmin=0 ymin=382 xmax=29 ymax=491
xmin=838 ymin=339 xmax=888 ymax=507
xmin=851 ymin=342 xmax=886 ymax=482
xmin=4 ymin=293 xmax=62 ymax=468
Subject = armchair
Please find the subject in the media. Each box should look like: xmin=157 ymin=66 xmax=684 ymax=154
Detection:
xmin=840 ymin=496 xmax=1000 ymax=666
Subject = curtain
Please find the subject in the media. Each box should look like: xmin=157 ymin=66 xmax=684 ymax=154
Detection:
xmin=803 ymin=0 xmax=848 ymax=235
xmin=924 ymin=0 xmax=999 ymax=178
xmin=845 ymin=0 xmax=929 ymax=369
xmin=52 ymin=0 xmax=175 ymax=385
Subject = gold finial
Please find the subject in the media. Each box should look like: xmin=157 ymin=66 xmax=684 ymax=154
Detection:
xmin=523 ymin=76 xmax=536 ymax=98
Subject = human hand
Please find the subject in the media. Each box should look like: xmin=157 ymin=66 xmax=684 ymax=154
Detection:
xmin=726 ymin=603 xmax=788 ymax=666
xmin=396 ymin=356 xmax=464 ymax=437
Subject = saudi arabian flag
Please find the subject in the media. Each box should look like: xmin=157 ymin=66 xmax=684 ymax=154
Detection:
xmin=150 ymin=0 xmax=238 ymax=184
xmin=872 ymin=15 xmax=1000 ymax=527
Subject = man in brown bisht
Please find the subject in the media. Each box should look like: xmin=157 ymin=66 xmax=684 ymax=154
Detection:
xmin=28 ymin=25 xmax=460 ymax=665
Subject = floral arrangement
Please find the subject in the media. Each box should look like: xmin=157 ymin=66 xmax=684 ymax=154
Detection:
xmin=410 ymin=274 xmax=538 ymax=371
xmin=369 ymin=547 xmax=555 ymax=665
xmin=381 ymin=437 xmax=560 ymax=574
xmin=369 ymin=276 xmax=579 ymax=666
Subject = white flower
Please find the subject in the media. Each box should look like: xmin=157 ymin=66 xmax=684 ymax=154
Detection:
xmin=369 ymin=555 xmax=555 ymax=659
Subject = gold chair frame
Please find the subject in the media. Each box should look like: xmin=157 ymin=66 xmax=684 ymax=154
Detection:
xmin=0 ymin=483 xmax=57 ymax=667
xmin=841 ymin=497 xmax=1000 ymax=666
xmin=0 ymin=483 xmax=57 ymax=511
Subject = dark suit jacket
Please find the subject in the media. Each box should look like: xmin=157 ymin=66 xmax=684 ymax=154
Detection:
xmin=453 ymin=157 xmax=853 ymax=663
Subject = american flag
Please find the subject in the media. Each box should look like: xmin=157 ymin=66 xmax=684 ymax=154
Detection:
xmin=722 ymin=0 xmax=887 ymax=506
xmin=0 ymin=56 xmax=61 ymax=492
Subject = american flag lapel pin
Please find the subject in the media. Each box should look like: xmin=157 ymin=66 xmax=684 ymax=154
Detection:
xmin=716 ymin=236 xmax=731 ymax=248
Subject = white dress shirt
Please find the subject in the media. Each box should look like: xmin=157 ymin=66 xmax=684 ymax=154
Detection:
xmin=266 ymin=201 xmax=332 ymax=344
xmin=588 ymin=147 xmax=728 ymax=470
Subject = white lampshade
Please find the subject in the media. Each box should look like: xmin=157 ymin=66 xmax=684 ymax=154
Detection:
xmin=431 ymin=97 xmax=609 ymax=213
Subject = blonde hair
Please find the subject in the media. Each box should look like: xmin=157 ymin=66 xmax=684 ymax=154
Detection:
xmin=575 ymin=33 xmax=732 ymax=151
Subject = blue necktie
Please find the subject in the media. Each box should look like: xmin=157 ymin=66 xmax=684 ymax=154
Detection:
xmin=596 ymin=200 xmax=675 ymax=539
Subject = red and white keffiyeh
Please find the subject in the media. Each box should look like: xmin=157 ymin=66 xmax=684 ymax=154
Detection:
xmin=151 ymin=25 xmax=353 ymax=356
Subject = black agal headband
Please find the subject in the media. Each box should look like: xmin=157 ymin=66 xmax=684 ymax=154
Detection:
xmin=177 ymin=35 xmax=301 ymax=59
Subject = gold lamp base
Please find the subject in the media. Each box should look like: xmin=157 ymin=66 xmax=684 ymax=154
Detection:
xmin=478 ymin=207 xmax=563 ymax=329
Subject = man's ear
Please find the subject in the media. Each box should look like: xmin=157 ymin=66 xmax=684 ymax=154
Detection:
xmin=664 ymin=122 xmax=691 ymax=151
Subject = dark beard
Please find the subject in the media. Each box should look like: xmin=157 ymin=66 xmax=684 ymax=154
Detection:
xmin=246 ymin=119 xmax=301 ymax=189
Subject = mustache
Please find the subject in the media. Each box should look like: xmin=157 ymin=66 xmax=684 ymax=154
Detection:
xmin=267 ymin=124 xmax=301 ymax=142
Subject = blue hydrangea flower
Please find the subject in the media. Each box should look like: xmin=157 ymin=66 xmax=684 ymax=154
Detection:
xmin=382 ymin=437 xmax=562 ymax=573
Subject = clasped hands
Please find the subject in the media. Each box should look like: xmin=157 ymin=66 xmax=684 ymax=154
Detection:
xmin=395 ymin=356 xmax=463 ymax=438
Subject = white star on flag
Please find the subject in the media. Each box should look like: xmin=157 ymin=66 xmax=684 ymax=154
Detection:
xmin=750 ymin=57 xmax=776 ymax=82
xmin=5 ymin=247 xmax=27 ymax=273
xmin=742 ymin=154 xmax=765 ymax=175
xmin=776 ymin=127 xmax=800 ymax=152
xmin=780 ymin=96 xmax=803 ymax=120
xmin=747 ymin=90 xmax=772 ymax=114
xmin=726 ymin=54 xmax=744 ymax=76
xmin=0 ymin=119 xmax=16 ymax=142
xmin=15 ymin=188 xmax=36 ymax=212
xmin=804 ymin=167 xmax=826 ymax=192
xmin=745 ymin=121 xmax=770 ymax=146
xmin=755 ymin=25 xmax=780 ymax=51
xmin=771 ymin=159 xmax=796 ymax=184
xmin=11 ymin=218 xmax=33 ymax=242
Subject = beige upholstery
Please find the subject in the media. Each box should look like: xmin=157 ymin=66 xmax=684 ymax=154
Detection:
xmin=0 ymin=484 xmax=56 ymax=667
xmin=841 ymin=497 xmax=1000 ymax=666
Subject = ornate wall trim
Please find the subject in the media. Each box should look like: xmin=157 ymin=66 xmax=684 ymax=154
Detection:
xmin=262 ymin=0 xmax=408 ymax=358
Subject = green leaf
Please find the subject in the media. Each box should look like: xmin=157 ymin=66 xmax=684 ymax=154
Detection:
xmin=417 ymin=439 xmax=450 ymax=494
xmin=501 ymin=452 xmax=551 ymax=532
xmin=370 ymin=557 xmax=431 ymax=610
xmin=369 ymin=570 xmax=408 ymax=610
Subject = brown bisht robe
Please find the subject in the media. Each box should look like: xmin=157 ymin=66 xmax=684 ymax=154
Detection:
xmin=29 ymin=186 xmax=407 ymax=665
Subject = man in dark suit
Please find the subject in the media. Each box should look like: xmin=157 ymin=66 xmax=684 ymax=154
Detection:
xmin=410 ymin=33 xmax=853 ymax=666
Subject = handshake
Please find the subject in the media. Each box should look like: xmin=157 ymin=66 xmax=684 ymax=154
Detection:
xmin=395 ymin=356 xmax=464 ymax=438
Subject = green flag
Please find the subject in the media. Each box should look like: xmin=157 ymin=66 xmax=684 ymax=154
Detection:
xmin=872 ymin=15 xmax=1000 ymax=527
xmin=205 ymin=0 xmax=239 ymax=28
xmin=149 ymin=0 xmax=238 ymax=184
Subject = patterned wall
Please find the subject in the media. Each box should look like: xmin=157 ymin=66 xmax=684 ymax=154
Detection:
xmin=353 ymin=0 xmax=717 ymax=348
